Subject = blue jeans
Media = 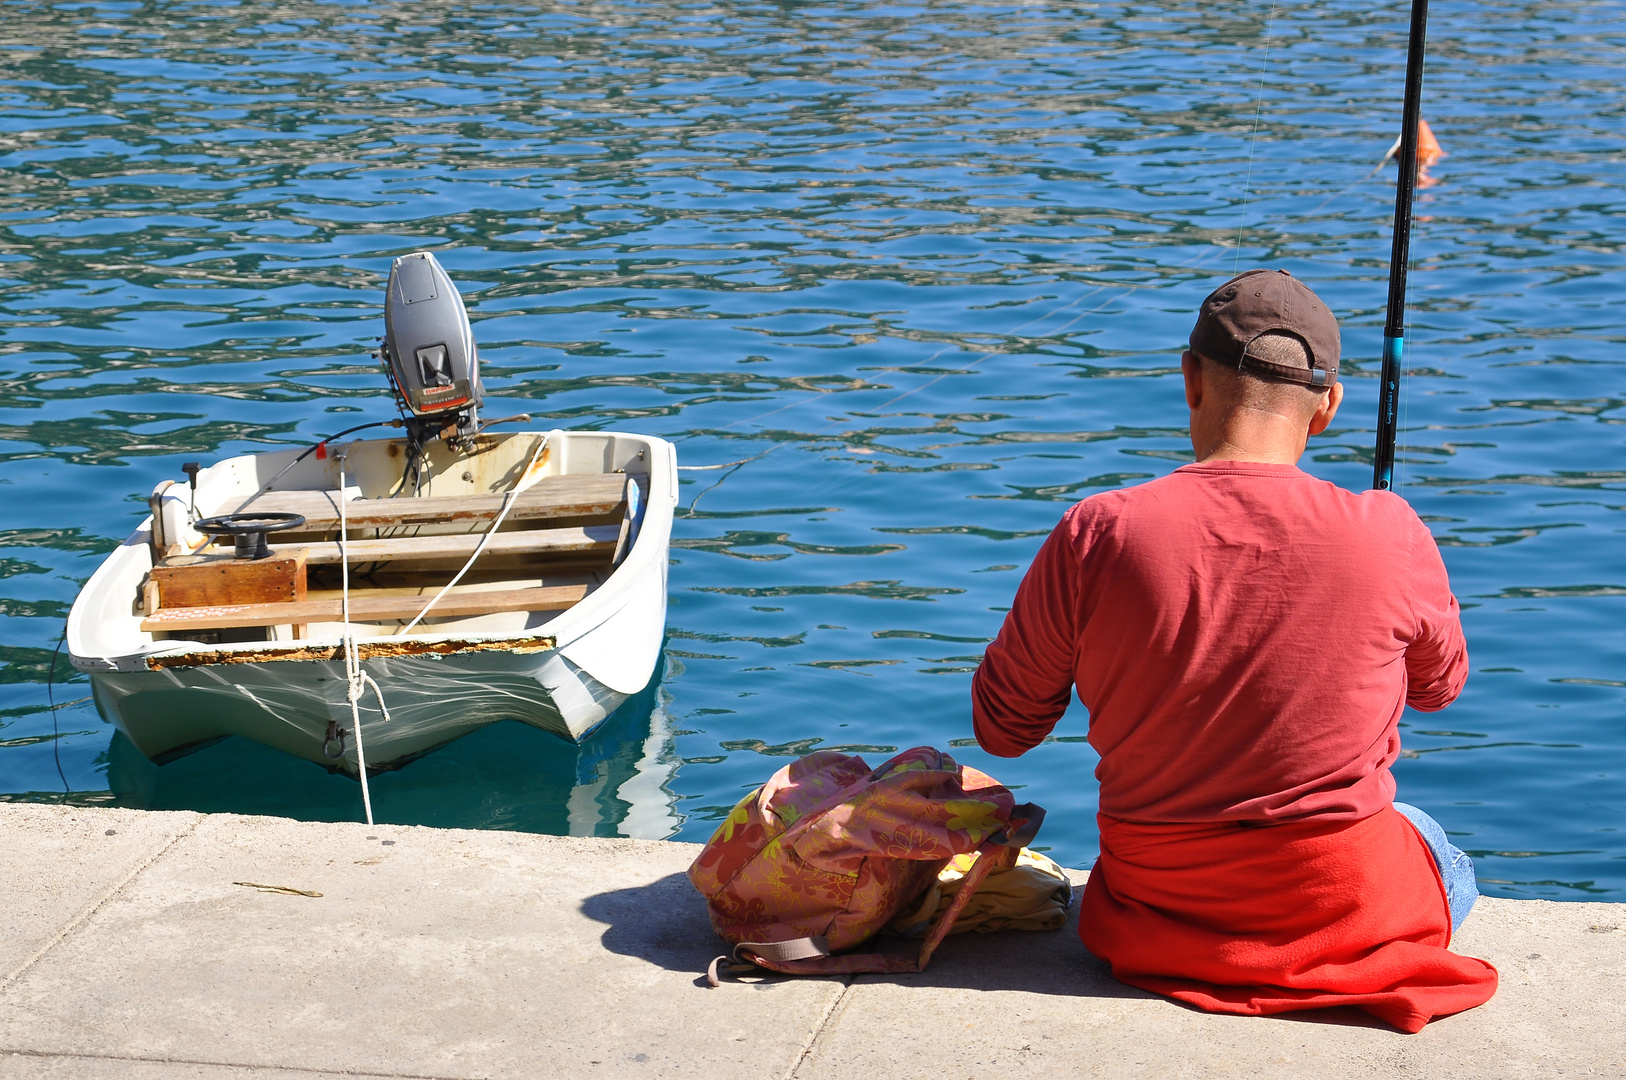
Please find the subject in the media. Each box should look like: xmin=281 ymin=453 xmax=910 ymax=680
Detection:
xmin=1394 ymin=802 xmax=1478 ymax=933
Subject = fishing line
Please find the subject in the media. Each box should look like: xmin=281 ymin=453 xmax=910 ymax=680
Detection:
xmin=681 ymin=238 xmax=1237 ymax=513
xmin=680 ymin=260 xmax=1224 ymax=512
xmin=678 ymin=284 xmax=1120 ymax=508
xmin=873 ymin=291 xmax=1131 ymax=415
xmin=692 ymin=259 xmax=1213 ymax=447
xmin=683 ymin=287 xmax=1132 ymax=512
xmin=1295 ymin=156 xmax=1392 ymax=222
xmin=1233 ymin=0 xmax=1282 ymax=274
xmin=681 ymin=5 xmax=1291 ymax=507
xmin=691 ymin=282 xmax=1110 ymax=442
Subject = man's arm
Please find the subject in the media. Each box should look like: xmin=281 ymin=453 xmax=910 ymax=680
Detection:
xmin=1405 ymin=513 xmax=1469 ymax=712
xmin=972 ymin=511 xmax=1082 ymax=757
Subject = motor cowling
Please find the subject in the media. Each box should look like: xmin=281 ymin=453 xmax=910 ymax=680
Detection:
xmin=382 ymin=251 xmax=482 ymax=433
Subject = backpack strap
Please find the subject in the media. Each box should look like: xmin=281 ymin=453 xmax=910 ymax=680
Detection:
xmin=989 ymin=803 xmax=1045 ymax=850
xmin=734 ymin=936 xmax=831 ymax=964
xmin=909 ymin=837 xmax=1002 ymax=969
xmin=706 ymin=936 xmax=831 ymax=987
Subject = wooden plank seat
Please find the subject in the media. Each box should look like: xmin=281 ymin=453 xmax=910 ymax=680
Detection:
xmin=140 ymin=583 xmax=592 ymax=633
xmin=150 ymin=552 xmax=306 ymax=610
xmin=286 ymin=524 xmax=620 ymax=566
xmin=238 ymin=473 xmax=628 ymax=533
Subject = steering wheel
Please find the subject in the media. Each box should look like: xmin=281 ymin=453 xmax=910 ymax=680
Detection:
xmin=194 ymin=513 xmax=307 ymax=560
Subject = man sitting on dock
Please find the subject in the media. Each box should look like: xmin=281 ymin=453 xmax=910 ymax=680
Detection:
xmin=971 ymin=269 xmax=1498 ymax=1032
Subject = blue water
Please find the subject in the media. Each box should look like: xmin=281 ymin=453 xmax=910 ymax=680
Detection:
xmin=2 ymin=1 xmax=1622 ymax=900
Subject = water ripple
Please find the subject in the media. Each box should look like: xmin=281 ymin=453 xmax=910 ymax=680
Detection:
xmin=2 ymin=0 xmax=1623 ymax=898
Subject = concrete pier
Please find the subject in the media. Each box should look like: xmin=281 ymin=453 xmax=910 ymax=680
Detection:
xmin=1 ymin=804 xmax=1621 ymax=1079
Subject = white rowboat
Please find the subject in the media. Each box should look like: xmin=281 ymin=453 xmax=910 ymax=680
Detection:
xmin=67 ymin=427 xmax=675 ymax=777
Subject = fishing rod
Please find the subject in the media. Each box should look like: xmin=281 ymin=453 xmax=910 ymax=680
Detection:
xmin=1372 ymin=0 xmax=1430 ymax=491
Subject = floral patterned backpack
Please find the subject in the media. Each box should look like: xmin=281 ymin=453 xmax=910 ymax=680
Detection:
xmin=688 ymin=746 xmax=1044 ymax=985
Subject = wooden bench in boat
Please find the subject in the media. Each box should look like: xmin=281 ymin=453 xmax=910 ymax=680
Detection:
xmin=140 ymin=583 xmax=592 ymax=633
xmin=145 ymin=527 xmax=614 ymax=613
xmin=239 ymin=473 xmax=628 ymax=532
xmin=290 ymin=524 xmax=620 ymax=566
xmin=142 ymin=473 xmax=640 ymax=633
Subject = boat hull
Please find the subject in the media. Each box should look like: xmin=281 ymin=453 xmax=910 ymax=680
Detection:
xmin=90 ymin=646 xmax=629 ymax=776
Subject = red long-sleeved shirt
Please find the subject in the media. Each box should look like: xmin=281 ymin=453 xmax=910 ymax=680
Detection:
xmin=973 ymin=461 xmax=1468 ymax=824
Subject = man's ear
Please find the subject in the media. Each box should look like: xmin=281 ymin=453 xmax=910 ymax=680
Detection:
xmin=1182 ymin=350 xmax=1203 ymax=411
xmin=1307 ymin=379 xmax=1344 ymax=436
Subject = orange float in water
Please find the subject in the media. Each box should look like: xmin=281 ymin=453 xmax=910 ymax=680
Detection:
xmin=1415 ymin=118 xmax=1445 ymax=187
xmin=1383 ymin=117 xmax=1446 ymax=187
xmin=1416 ymin=117 xmax=1445 ymax=167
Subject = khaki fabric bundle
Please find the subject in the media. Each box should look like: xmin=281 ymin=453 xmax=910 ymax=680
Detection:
xmin=888 ymin=847 xmax=1072 ymax=938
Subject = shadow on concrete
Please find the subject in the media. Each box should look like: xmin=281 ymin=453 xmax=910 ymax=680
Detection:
xmin=1261 ymin=1005 xmax=1400 ymax=1032
xmin=581 ymin=870 xmax=727 ymax=983
xmin=845 ymin=894 xmax=1149 ymax=999
xmin=581 ymin=872 xmax=1144 ymax=999
xmin=581 ymin=875 xmax=1420 ymax=1029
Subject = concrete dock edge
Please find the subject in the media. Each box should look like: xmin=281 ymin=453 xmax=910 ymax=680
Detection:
xmin=1 ymin=804 xmax=1621 ymax=1079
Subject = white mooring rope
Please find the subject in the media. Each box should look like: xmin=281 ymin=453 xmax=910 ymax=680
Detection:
xmin=336 ymin=449 xmax=391 ymax=826
xmin=329 ymin=434 xmax=545 ymax=822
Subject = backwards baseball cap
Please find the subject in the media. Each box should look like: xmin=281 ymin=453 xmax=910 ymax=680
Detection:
xmin=1188 ymin=269 xmax=1340 ymax=390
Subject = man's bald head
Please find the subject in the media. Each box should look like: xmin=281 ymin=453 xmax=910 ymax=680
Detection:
xmin=1182 ymin=327 xmax=1345 ymax=465
xmin=1195 ymin=331 xmax=1327 ymax=423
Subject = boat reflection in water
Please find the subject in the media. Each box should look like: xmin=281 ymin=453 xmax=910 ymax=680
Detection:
xmin=103 ymin=660 xmax=681 ymax=840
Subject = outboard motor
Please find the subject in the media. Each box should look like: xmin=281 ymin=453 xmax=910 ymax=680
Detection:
xmin=380 ymin=250 xmax=483 ymax=443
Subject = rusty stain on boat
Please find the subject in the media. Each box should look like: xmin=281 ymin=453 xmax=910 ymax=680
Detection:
xmin=146 ymin=634 xmax=559 ymax=669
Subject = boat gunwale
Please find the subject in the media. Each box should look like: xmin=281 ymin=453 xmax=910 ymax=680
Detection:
xmin=143 ymin=632 xmax=561 ymax=670
xmin=68 ymin=428 xmax=677 ymax=676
